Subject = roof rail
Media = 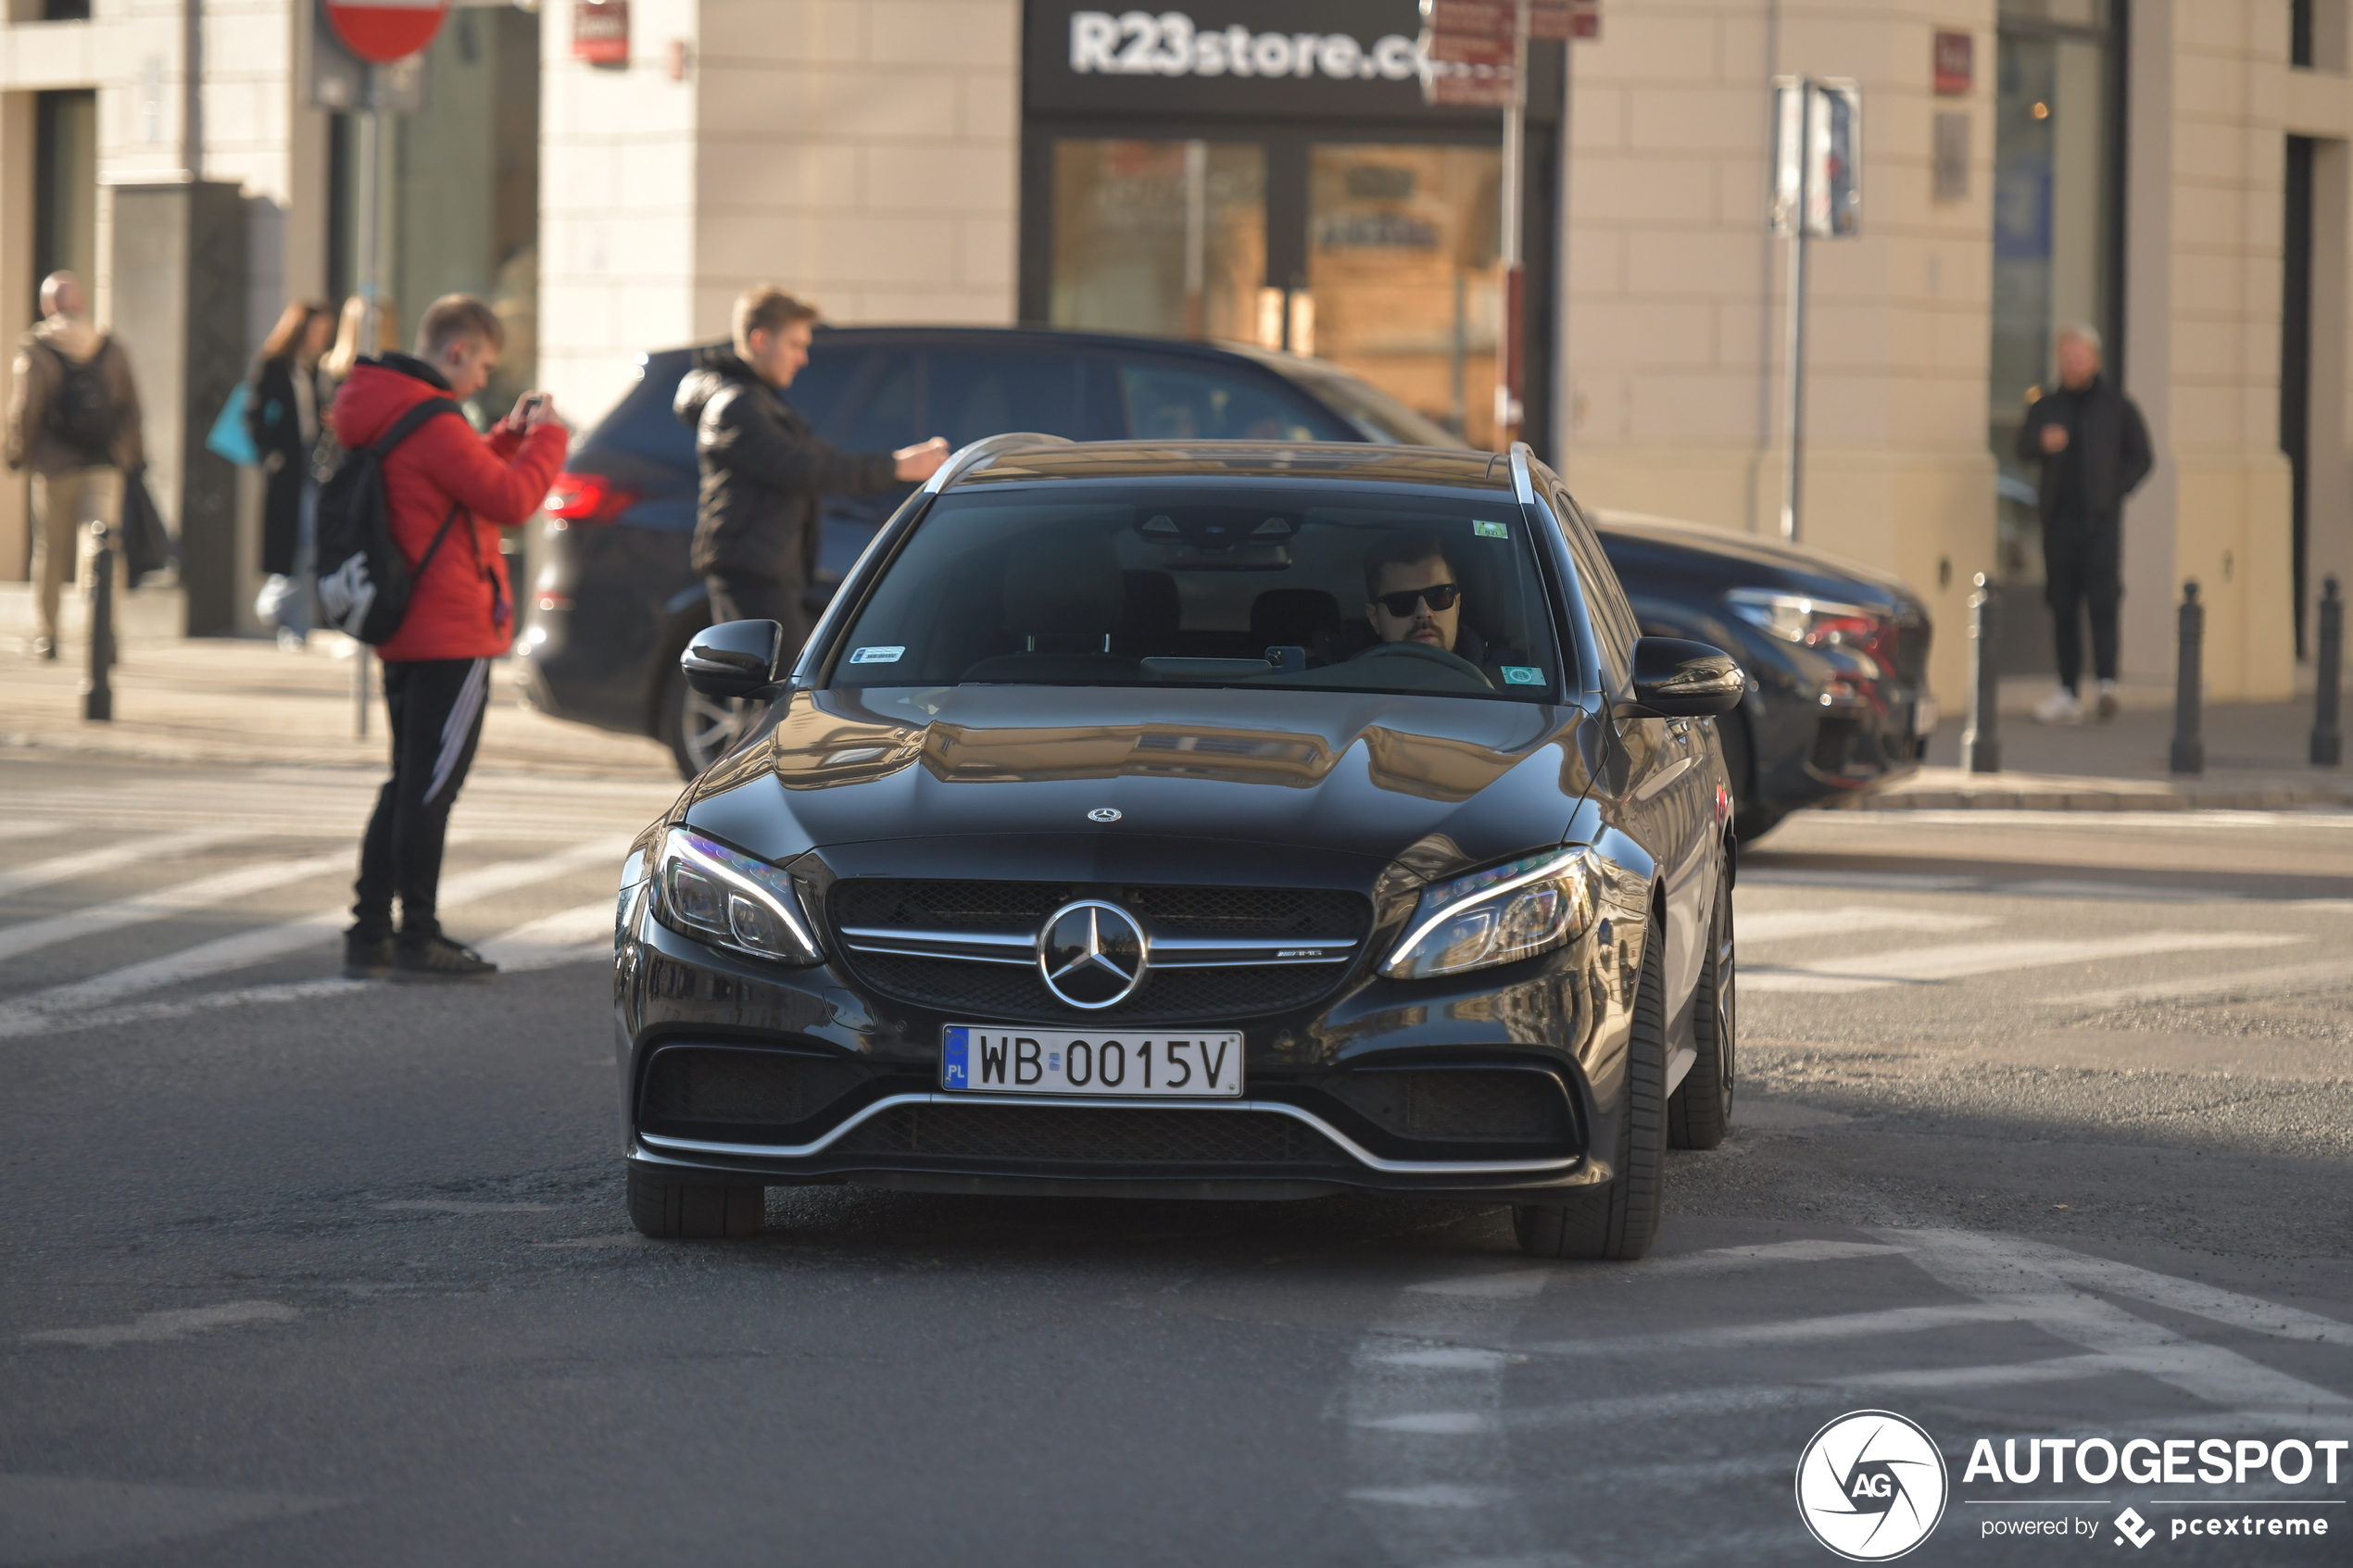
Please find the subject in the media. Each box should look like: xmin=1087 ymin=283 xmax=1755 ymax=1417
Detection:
xmin=921 ymin=431 xmax=1076 ymax=495
xmin=1507 ymin=441 xmax=1537 ymax=506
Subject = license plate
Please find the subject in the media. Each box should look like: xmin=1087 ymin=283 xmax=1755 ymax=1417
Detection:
xmin=940 ymin=1026 xmax=1243 ymax=1098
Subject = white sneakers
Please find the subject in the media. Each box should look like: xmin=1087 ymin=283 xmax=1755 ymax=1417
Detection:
xmin=2033 ymin=686 xmax=2082 ymax=725
xmin=2033 ymin=681 xmax=2120 ymax=725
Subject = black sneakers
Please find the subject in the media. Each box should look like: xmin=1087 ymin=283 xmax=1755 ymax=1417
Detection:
xmin=392 ymin=935 xmax=498 ymax=983
xmin=343 ymin=933 xmax=396 ymax=980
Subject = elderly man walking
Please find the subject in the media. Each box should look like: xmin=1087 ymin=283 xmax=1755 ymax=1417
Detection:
xmin=5 ymin=271 xmax=145 ymax=661
xmin=2018 ymin=324 xmax=2153 ymax=725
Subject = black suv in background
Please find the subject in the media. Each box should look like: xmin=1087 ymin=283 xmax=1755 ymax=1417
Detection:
xmin=515 ymin=326 xmax=1929 ymax=838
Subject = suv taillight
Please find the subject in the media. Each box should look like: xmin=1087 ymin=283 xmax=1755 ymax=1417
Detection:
xmin=544 ymin=471 xmax=640 ymax=527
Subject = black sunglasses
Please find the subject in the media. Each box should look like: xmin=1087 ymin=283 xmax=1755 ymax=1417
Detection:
xmin=1373 ymin=583 xmax=1461 ymax=617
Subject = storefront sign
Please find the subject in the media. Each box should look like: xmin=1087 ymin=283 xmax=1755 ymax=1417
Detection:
xmin=1031 ymin=3 xmax=1561 ymax=123
xmin=573 ymin=0 xmax=629 ymax=67
xmin=1934 ymin=30 xmax=1971 ymax=94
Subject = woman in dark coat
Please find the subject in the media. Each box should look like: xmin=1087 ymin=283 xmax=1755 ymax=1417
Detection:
xmin=246 ymin=299 xmax=334 ymax=647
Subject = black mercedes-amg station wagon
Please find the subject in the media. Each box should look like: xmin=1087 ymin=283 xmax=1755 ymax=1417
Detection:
xmin=612 ymin=439 xmax=1743 ymax=1260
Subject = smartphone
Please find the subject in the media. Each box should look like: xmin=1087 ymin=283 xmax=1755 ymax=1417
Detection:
xmin=516 ymin=394 xmax=547 ymax=420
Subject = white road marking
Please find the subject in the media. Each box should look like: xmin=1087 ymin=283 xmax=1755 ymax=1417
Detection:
xmin=0 ymin=827 xmax=242 ymax=900
xmin=2008 ymin=879 xmax=2235 ymax=902
xmin=1882 ymin=1228 xmax=2353 ymax=1423
xmin=1344 ymin=1484 xmax=1515 ymax=1510
xmin=1737 ymin=906 xmax=1997 ymax=944
xmin=1367 ymin=1347 xmax=1524 ymax=1372
xmin=1405 ymin=1269 xmax=1554 ymax=1299
xmin=1356 ymin=1411 xmax=1498 ymax=1435
xmin=1644 ymin=1238 xmax=1912 ymax=1273
xmin=12 ymin=977 xmax=367 ymax=1038
xmin=0 ymin=851 xmax=351 ymax=963
xmin=0 ymin=837 xmax=630 ymax=1038
xmin=377 ymin=1200 xmax=556 ymax=1214
xmin=24 ymin=1301 xmax=298 ymax=1347
xmin=1523 ymin=1303 xmax=2012 ymax=1356
xmin=0 ymin=1473 xmax=340 ymax=1566
xmin=2057 ymin=959 xmax=2353 ymax=1011
xmin=0 ymin=817 xmax=60 ymax=845
xmin=1833 ymin=1353 xmax=2122 ymax=1391
xmin=475 ymin=900 xmax=613 ymax=973
xmin=1737 ymin=869 xmax=1979 ymax=891
xmin=1743 ymin=931 xmax=2303 ymax=993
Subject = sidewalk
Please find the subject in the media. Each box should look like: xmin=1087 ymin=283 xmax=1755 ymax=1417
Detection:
xmin=1840 ymin=676 xmax=2353 ymax=813
xmin=1 ymin=584 xmax=677 ymax=783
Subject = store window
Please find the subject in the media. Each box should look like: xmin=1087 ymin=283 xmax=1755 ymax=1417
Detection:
xmin=1051 ymin=140 xmax=1267 ymax=343
xmin=1310 ymin=144 xmax=1502 ymax=446
xmin=1988 ymin=0 xmax=2120 ymax=593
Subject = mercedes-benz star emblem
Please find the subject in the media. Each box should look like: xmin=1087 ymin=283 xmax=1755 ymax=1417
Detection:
xmin=1037 ymin=899 xmax=1147 ymax=1010
xmin=1087 ymin=807 xmax=1122 ymax=823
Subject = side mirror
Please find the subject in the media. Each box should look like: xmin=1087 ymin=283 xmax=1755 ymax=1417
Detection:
xmin=1625 ymin=636 xmax=1745 ymax=718
xmin=681 ymin=619 xmax=786 ymax=700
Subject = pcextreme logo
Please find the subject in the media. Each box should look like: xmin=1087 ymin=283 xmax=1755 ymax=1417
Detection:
xmin=1796 ymin=1410 xmax=1952 ymax=1561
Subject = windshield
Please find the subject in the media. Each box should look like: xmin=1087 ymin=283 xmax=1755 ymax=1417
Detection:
xmin=830 ymin=482 xmax=1566 ymax=703
xmin=1280 ymin=369 xmax=1467 ymax=448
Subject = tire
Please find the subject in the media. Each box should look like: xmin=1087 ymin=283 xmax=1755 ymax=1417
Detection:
xmin=1513 ymin=909 xmax=1669 ymax=1261
xmin=1667 ymin=851 xmax=1736 ymax=1149
xmin=655 ymin=662 xmax=745 ymax=782
xmin=625 ymin=1163 xmax=765 ymax=1239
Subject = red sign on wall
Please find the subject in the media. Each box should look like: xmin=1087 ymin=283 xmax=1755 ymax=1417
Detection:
xmin=574 ymin=0 xmax=629 ymax=67
xmin=1934 ymin=30 xmax=1972 ymax=94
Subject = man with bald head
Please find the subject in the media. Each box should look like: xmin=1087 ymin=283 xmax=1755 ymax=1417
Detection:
xmin=6 ymin=271 xmax=145 ymax=659
xmin=2017 ymin=323 xmax=2151 ymax=725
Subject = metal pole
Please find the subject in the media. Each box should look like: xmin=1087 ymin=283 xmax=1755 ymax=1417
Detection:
xmin=1780 ymin=80 xmax=1811 ymax=544
xmin=352 ymin=76 xmax=385 ymax=740
xmin=2170 ymin=580 xmax=2205 ymax=775
xmin=1496 ymin=0 xmax=1529 ymax=446
xmin=1961 ymin=572 xmax=2000 ymax=773
xmin=82 ymin=521 xmax=115 ymax=722
xmin=2314 ymin=574 xmax=2344 ymax=767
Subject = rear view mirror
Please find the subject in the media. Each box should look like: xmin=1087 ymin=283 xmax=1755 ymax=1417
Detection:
xmin=681 ymin=620 xmax=786 ymax=700
xmin=1625 ymin=637 xmax=1745 ymax=718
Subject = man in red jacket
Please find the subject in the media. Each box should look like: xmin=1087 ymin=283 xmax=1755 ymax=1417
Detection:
xmin=335 ymin=295 xmax=568 ymax=981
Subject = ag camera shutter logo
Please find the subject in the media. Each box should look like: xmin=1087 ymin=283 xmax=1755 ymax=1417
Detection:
xmin=1795 ymin=1410 xmax=1950 ymax=1561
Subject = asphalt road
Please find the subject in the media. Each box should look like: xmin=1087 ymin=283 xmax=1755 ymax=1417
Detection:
xmin=2 ymin=753 xmax=2349 ymax=1567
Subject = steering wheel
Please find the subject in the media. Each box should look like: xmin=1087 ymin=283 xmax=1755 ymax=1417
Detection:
xmin=1349 ymin=638 xmax=1495 ymax=689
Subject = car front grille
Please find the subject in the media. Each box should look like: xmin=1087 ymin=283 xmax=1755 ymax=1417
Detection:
xmin=829 ymin=1102 xmax=1354 ymax=1168
xmin=829 ymin=879 xmax=1372 ymax=1022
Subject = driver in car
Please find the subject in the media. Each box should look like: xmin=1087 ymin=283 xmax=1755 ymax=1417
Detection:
xmin=1364 ymin=533 xmax=1464 ymax=652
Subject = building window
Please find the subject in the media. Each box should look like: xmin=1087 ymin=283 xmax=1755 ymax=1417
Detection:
xmin=1988 ymin=0 xmax=2121 ymax=591
xmin=32 ymin=90 xmax=97 ymax=307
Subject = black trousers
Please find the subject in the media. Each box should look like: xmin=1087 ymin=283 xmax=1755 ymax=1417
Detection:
xmin=352 ymin=657 xmax=491 ymax=941
xmin=2043 ymin=514 xmax=2122 ymax=693
xmin=706 ymin=569 xmax=808 ymax=653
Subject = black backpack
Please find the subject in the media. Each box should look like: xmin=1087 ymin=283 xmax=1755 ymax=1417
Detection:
xmin=39 ymin=340 xmax=119 ymax=463
xmin=313 ymin=396 xmax=466 ymax=646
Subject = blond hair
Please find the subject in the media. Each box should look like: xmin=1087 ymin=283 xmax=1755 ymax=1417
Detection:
xmin=415 ymin=294 xmax=506 ymax=359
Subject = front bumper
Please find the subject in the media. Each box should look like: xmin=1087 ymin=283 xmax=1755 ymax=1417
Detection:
xmin=614 ymin=892 xmax=1647 ymax=1202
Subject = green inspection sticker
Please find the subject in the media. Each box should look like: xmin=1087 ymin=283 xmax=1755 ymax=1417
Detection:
xmin=1473 ymin=520 xmax=1510 ymax=538
xmin=1502 ymin=666 xmax=1545 ymax=685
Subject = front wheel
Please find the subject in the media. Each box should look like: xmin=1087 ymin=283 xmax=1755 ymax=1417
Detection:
xmin=655 ymin=662 xmax=745 ymax=781
xmin=1667 ymin=851 xmax=1736 ymax=1149
xmin=1513 ymin=912 xmax=1668 ymax=1261
xmin=626 ymin=1162 xmax=764 ymax=1238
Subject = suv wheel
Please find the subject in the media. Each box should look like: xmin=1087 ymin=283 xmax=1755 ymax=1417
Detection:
xmin=1667 ymin=853 xmax=1736 ymax=1149
xmin=656 ymin=662 xmax=744 ymax=780
xmin=1513 ymin=909 xmax=1669 ymax=1261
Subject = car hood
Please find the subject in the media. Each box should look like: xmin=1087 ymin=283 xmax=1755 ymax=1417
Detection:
xmin=681 ymin=684 xmax=1597 ymax=886
xmin=1591 ymin=508 xmax=1925 ymax=613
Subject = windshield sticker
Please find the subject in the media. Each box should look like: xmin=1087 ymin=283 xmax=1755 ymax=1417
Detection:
xmin=1474 ymin=520 xmax=1510 ymax=539
xmin=848 ymin=646 xmax=905 ymax=665
xmin=1501 ymin=666 xmax=1545 ymax=685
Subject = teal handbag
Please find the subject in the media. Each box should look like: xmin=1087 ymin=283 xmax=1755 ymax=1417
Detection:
xmin=205 ymin=381 xmax=259 ymax=467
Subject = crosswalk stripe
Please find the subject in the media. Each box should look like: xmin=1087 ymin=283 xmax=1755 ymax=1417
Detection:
xmin=1743 ymin=931 xmax=2304 ymax=993
xmin=2055 ymin=958 xmax=2353 ymax=1011
xmin=0 ymin=817 xmax=62 ymax=846
xmin=476 ymin=901 xmax=615 ymax=973
xmin=0 ymin=827 xmax=245 ymax=900
xmin=1523 ymin=1303 xmax=2012 ymax=1357
xmin=1738 ymin=906 xmax=1996 ymax=944
xmin=1644 ymin=1238 xmax=1913 ymax=1273
xmin=0 ymin=851 xmax=352 ymax=964
xmin=0 ymin=837 xmax=630 ymax=1039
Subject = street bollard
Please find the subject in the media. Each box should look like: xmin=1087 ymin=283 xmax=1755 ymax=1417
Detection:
xmin=2170 ymin=580 xmax=2204 ymax=776
xmin=2315 ymin=575 xmax=2344 ymax=768
xmin=1961 ymin=572 xmax=2000 ymax=773
xmin=82 ymin=521 xmax=115 ymax=722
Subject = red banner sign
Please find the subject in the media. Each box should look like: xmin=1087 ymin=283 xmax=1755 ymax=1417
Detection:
xmin=322 ymin=0 xmax=448 ymax=66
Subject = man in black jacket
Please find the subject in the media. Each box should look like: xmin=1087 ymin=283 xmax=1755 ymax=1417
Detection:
xmin=676 ymin=286 xmax=948 ymax=646
xmin=2016 ymin=323 xmax=2154 ymax=724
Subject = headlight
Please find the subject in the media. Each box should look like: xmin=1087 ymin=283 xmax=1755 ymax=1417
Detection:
xmin=1381 ymin=847 xmax=1599 ymax=981
xmin=648 ymin=827 xmax=822 ymax=966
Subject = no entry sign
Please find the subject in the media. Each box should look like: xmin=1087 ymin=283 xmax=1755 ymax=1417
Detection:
xmin=324 ymin=0 xmax=451 ymax=65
